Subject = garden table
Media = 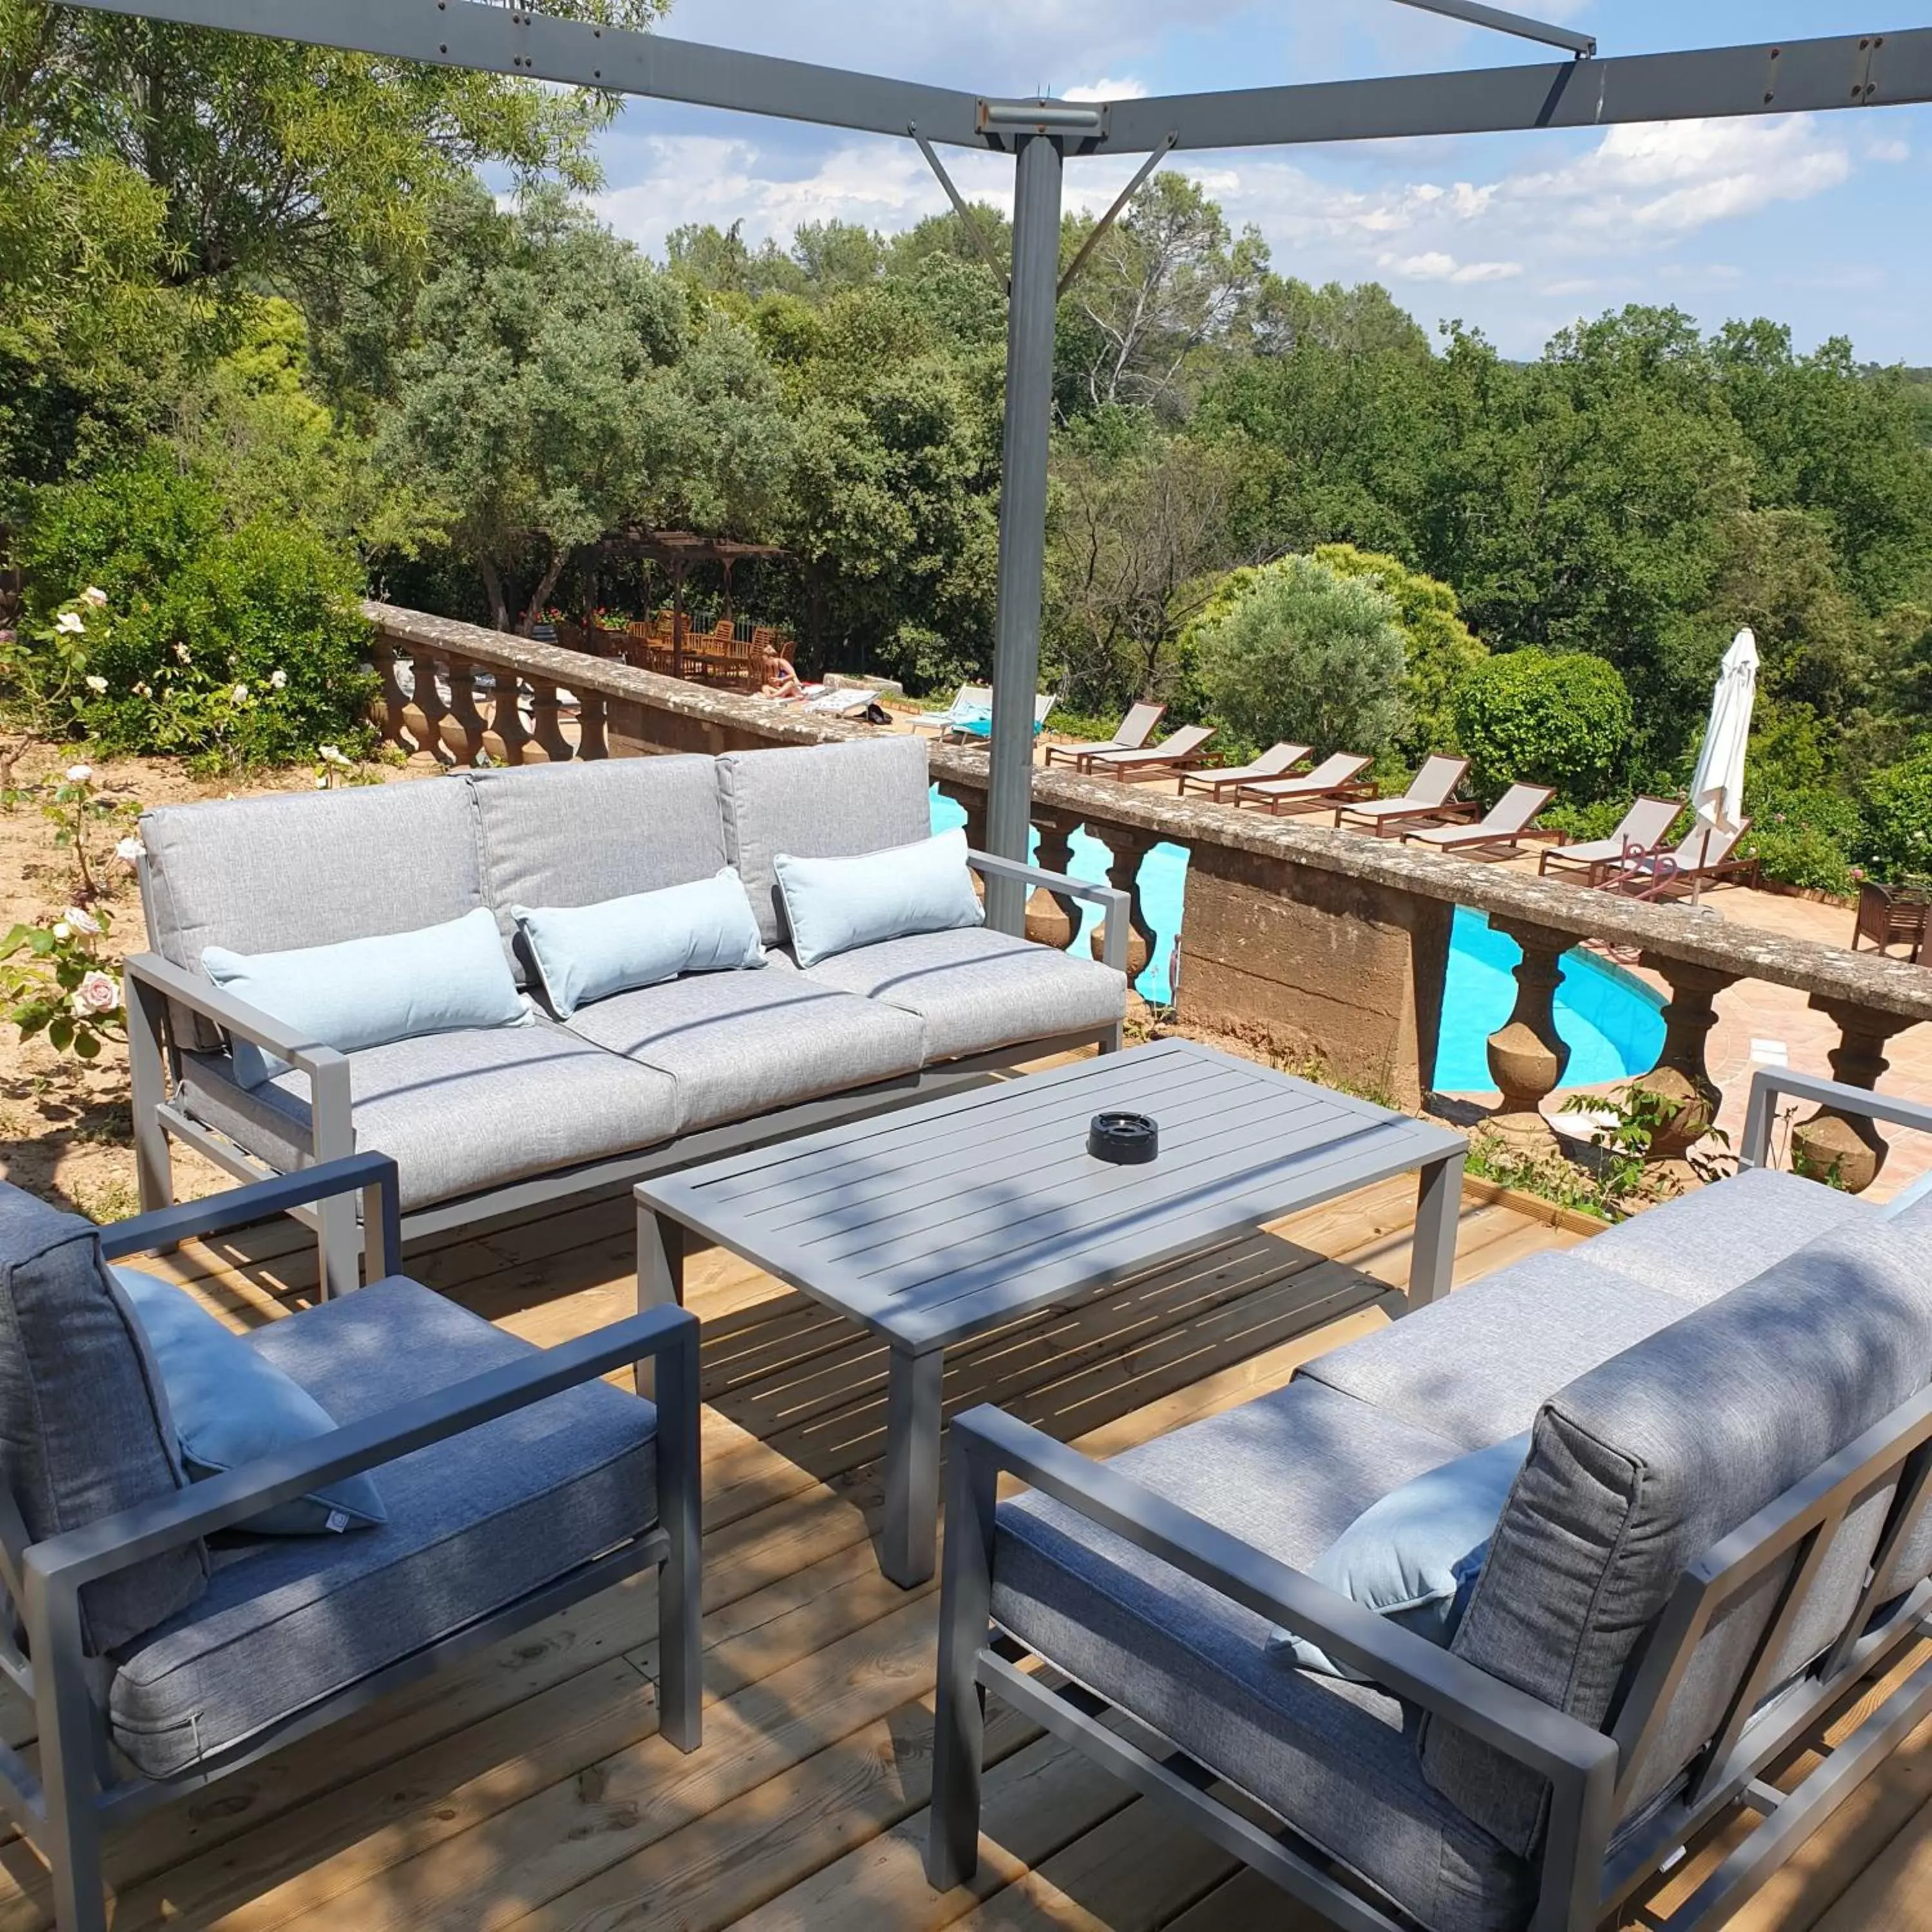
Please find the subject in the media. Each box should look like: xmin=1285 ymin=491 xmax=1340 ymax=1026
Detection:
xmin=636 ymin=1039 xmax=1466 ymax=1585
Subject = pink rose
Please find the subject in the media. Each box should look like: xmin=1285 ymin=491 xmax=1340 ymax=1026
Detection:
xmin=71 ymin=971 xmax=120 ymax=1017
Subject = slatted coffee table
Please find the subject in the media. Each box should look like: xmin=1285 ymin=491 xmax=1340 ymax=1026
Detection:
xmin=635 ymin=1039 xmax=1466 ymax=1586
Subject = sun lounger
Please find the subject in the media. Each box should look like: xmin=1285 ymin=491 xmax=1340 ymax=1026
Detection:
xmin=1332 ymin=755 xmax=1472 ymax=835
xmin=1538 ymin=795 xmax=1683 ymax=881
xmin=1083 ymin=723 xmax=1218 ymax=781
xmin=1177 ymin=742 xmax=1311 ymax=800
xmin=1231 ymin=752 xmax=1373 ymax=815
xmin=911 ymin=683 xmax=992 ymax=741
xmin=948 ymin=691 xmax=1057 ymax=741
xmin=1043 ymin=701 xmax=1166 ymax=771
xmin=1593 ymin=818 xmax=1760 ymax=899
xmin=1402 ymin=781 xmax=1558 ymax=857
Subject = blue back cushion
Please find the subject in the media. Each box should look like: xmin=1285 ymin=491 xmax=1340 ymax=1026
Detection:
xmin=774 ymin=828 xmax=983 ymax=969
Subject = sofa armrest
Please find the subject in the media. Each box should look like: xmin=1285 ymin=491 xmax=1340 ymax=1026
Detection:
xmin=99 ymin=1154 xmax=402 ymax=1281
xmin=124 ymin=949 xmax=356 ymax=1173
xmin=23 ymin=1303 xmax=698 ymax=1592
xmin=1740 ymin=1067 xmax=1932 ymax=1173
xmin=965 ymin=850 xmax=1133 ymax=976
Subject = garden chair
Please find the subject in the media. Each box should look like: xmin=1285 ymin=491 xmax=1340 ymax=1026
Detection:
xmin=0 ymin=1155 xmax=700 ymax=1932
xmin=911 ymin=683 xmax=992 ymax=741
xmin=1043 ymin=701 xmax=1166 ymax=772
xmin=1232 ymin=751 xmax=1373 ymax=815
xmin=1538 ymin=796 xmax=1683 ymax=882
xmin=1081 ymin=723 xmax=1218 ymax=782
xmin=1402 ymin=782 xmax=1558 ymax=858
xmin=928 ymin=1074 xmax=1932 ymax=1932
xmin=1852 ymin=879 xmax=1929 ymax=961
xmin=1332 ymin=755 xmax=1473 ymax=836
xmin=1177 ymin=741 xmax=1310 ymax=801
xmin=1593 ymin=819 xmax=1760 ymax=900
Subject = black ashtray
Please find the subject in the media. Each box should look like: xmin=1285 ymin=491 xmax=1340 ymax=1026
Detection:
xmin=1089 ymin=1111 xmax=1159 ymax=1165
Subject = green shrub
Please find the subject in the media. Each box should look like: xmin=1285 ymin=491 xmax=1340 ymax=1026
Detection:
xmin=1193 ymin=554 xmax=1408 ymax=759
xmin=1734 ymin=784 xmax=1861 ymax=895
xmin=1452 ymin=648 xmax=1632 ymax=805
xmin=22 ymin=451 xmax=373 ymax=768
xmin=1860 ymin=743 xmax=1932 ymax=884
xmin=1312 ymin=544 xmax=1487 ymax=762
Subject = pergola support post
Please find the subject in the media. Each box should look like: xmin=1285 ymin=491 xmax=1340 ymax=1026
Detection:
xmin=983 ymin=131 xmax=1064 ymax=936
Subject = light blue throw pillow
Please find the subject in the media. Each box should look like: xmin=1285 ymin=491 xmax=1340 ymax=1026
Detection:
xmin=774 ymin=826 xmax=983 ymax=969
xmin=512 ymin=869 xmax=766 ymax=1019
xmin=1269 ymin=1433 xmax=1530 ymax=1678
xmin=203 ymin=905 xmax=529 ymax=1088
xmin=114 ymin=1269 xmax=387 ymax=1537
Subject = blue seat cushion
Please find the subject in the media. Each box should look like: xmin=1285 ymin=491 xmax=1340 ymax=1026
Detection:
xmin=993 ymin=1378 xmax=1534 ymax=1932
xmin=107 ymin=1278 xmax=660 ymax=1779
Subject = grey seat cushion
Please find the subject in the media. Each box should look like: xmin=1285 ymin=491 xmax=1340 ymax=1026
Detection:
xmin=141 ymin=779 xmax=485 ymax=1050
xmin=178 ymin=1019 xmax=679 ymax=1211
xmin=1297 ymin=1250 xmax=1694 ymax=1451
xmin=1577 ymin=1168 xmax=1873 ymax=1305
xmin=564 ymin=968 xmax=927 ymax=1132
xmin=800 ymin=927 xmax=1126 ymax=1061
xmin=717 ymin=737 xmax=934 ymax=943
xmin=468 ymin=757 xmax=731 ymax=975
xmin=108 ymin=1276 xmax=660 ymax=1779
xmin=1422 ymin=1210 xmax=1932 ymax=1857
xmin=0 ymin=1186 xmax=206 ymax=1653
xmin=995 ymin=1378 xmax=1533 ymax=1932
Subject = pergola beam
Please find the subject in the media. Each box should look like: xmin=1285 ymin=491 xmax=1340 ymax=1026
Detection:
xmin=58 ymin=0 xmax=989 ymax=145
xmin=1386 ymin=0 xmax=1595 ymax=61
xmin=1114 ymin=29 xmax=1931 ymax=151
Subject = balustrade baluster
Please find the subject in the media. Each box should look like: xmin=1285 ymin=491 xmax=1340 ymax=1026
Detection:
xmin=1094 ymin=823 xmax=1162 ymax=982
xmin=575 ymin=689 xmax=609 ymax=760
xmin=1633 ymin=956 xmax=1740 ymax=1166
xmin=409 ymin=649 xmax=453 ymax=762
xmin=441 ymin=656 xmax=491 ymax=764
xmin=368 ymin=642 xmax=414 ymax=752
xmin=1028 ymin=814 xmax=1086 ymax=952
xmin=1484 ymin=918 xmax=1579 ymax=1151
xmin=481 ymin=669 xmax=526 ymax=764
xmin=1789 ymin=998 xmax=1917 ymax=1193
xmin=527 ymin=678 xmax=573 ymax=762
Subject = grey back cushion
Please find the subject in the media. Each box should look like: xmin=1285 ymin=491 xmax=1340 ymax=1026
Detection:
xmin=1420 ymin=1212 xmax=1932 ymax=1857
xmin=0 ymin=1186 xmax=207 ymax=1654
xmin=469 ymin=757 xmax=730 ymax=973
xmin=717 ymin=737 xmax=935 ymax=943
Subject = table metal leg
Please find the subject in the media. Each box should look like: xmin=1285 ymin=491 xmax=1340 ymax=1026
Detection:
xmin=636 ymin=1204 xmax=685 ymax=1397
xmin=883 ymin=1344 xmax=945 ymax=1587
xmin=1408 ymin=1151 xmax=1464 ymax=1311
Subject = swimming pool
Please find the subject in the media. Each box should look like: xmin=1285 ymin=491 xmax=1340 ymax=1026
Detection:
xmin=930 ymin=788 xmax=1665 ymax=1093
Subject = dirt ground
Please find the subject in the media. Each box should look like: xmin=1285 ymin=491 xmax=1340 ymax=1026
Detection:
xmin=0 ymin=747 xmax=425 ymax=1220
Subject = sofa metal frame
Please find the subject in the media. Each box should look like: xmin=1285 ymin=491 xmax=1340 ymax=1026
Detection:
xmin=127 ymin=849 xmax=1130 ymax=1298
xmin=0 ymin=1153 xmax=703 ymax=1932
xmin=929 ymin=1071 xmax=1932 ymax=1932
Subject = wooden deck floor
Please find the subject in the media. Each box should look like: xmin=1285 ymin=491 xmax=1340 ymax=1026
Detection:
xmin=3 ymin=1171 xmax=1928 ymax=1931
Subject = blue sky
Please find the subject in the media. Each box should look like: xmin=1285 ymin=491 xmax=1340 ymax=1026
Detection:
xmin=587 ymin=1 xmax=1932 ymax=364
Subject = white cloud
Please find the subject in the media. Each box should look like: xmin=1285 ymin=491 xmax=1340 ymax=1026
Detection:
xmin=1064 ymin=77 xmax=1149 ymax=101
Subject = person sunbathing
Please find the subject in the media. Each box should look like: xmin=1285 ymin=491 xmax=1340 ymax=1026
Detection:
xmin=761 ymin=646 xmax=802 ymax=699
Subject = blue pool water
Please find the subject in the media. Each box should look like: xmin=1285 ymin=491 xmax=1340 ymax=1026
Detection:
xmin=931 ymin=788 xmax=1665 ymax=1093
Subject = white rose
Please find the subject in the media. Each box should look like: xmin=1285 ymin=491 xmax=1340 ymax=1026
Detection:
xmin=62 ymin=906 xmax=101 ymax=936
xmin=133 ymin=681 xmax=151 ymax=698
xmin=269 ymin=668 xmax=288 ymax=690
xmin=64 ymin=762 xmax=92 ymax=783
xmin=79 ymin=586 xmax=108 ymax=609
xmin=231 ymin=683 xmax=250 ymax=703
xmin=71 ymin=970 xmax=120 ymax=1016
xmin=84 ymin=674 xmax=108 ymax=693
xmin=52 ymin=923 xmax=71 ymax=941
xmin=55 ymin=611 xmax=85 ymax=635
xmin=318 ymin=743 xmax=349 ymax=766
xmin=115 ymin=836 xmax=146 ymax=864
xmin=174 ymin=642 xmax=191 ymax=663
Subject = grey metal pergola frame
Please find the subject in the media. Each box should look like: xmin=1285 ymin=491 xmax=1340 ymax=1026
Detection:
xmin=52 ymin=0 xmax=1932 ymax=932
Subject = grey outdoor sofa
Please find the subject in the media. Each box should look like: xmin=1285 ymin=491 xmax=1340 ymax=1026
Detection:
xmin=929 ymin=1068 xmax=1932 ymax=1932
xmin=126 ymin=735 xmax=1129 ymax=1296
xmin=0 ymin=1152 xmax=700 ymax=1932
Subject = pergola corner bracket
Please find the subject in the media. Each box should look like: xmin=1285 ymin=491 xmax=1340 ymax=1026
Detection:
xmin=911 ymin=123 xmax=1011 ymax=294
xmin=1056 ymin=132 xmax=1178 ymax=300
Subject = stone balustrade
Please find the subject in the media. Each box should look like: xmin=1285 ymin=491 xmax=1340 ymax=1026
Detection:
xmin=364 ymin=602 xmax=1932 ymax=1190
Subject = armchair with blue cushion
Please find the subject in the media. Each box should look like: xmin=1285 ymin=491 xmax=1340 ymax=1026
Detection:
xmin=0 ymin=1154 xmax=700 ymax=1932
